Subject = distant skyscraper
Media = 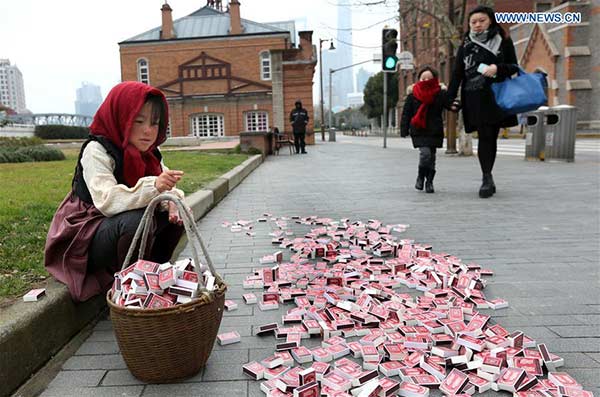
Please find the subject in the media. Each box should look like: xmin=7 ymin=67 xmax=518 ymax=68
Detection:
xmin=332 ymin=2 xmax=353 ymax=109
xmin=75 ymin=82 xmax=102 ymax=116
xmin=356 ymin=68 xmax=372 ymax=94
xmin=0 ymin=59 xmax=27 ymax=113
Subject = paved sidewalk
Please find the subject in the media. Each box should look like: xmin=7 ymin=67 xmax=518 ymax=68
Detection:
xmin=40 ymin=137 xmax=600 ymax=397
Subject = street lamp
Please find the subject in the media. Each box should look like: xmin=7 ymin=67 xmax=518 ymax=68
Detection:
xmin=328 ymin=59 xmax=374 ymax=142
xmin=319 ymin=38 xmax=335 ymax=141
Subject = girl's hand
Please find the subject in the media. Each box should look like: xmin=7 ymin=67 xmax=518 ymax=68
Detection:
xmin=155 ymin=170 xmax=184 ymax=192
xmin=483 ymin=64 xmax=498 ymax=78
xmin=167 ymin=201 xmax=183 ymax=225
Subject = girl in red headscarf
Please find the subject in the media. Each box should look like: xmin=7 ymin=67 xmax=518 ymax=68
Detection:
xmin=400 ymin=66 xmax=454 ymax=194
xmin=44 ymin=82 xmax=185 ymax=302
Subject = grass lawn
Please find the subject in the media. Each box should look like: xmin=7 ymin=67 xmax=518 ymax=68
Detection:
xmin=0 ymin=149 xmax=249 ymax=304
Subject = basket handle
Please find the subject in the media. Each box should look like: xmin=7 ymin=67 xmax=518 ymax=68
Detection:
xmin=121 ymin=193 xmax=222 ymax=294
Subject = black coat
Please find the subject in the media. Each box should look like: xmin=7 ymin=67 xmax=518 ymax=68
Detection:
xmin=447 ymin=34 xmax=519 ymax=133
xmin=400 ymin=87 xmax=450 ymax=148
xmin=290 ymin=107 xmax=309 ymax=134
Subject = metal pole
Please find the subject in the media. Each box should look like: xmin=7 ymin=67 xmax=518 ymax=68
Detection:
xmin=328 ymin=68 xmax=333 ymax=140
xmin=319 ymin=40 xmax=326 ymax=141
xmin=445 ymin=0 xmax=458 ymax=154
xmin=383 ymin=72 xmax=388 ymax=149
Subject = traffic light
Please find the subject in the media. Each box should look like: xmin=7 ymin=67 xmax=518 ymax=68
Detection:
xmin=382 ymin=28 xmax=398 ymax=72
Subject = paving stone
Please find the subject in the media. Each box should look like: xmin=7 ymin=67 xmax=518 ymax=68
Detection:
xmin=40 ymin=386 xmax=143 ymax=397
xmin=142 ymin=380 xmax=247 ymax=396
xmin=549 ymin=325 xmax=600 ymax=338
xmin=74 ymin=341 xmax=120 ymax=356
xmin=46 ymin=370 xmax=106 ymax=388
xmin=85 ymin=330 xmax=117 ymax=342
xmin=202 ymin=363 xmax=248 ymax=381
xmin=62 ymin=355 xmax=127 ymax=370
xmin=205 ymin=349 xmax=248 ymax=364
xmin=101 ymin=370 xmax=145 ymax=386
xmin=586 ymin=353 xmax=600 ymax=364
xmin=559 ymin=353 xmax=600 ymax=369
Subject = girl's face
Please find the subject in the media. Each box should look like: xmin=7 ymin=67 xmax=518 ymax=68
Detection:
xmin=470 ymin=12 xmax=492 ymax=33
xmin=419 ymin=71 xmax=434 ymax=81
xmin=129 ymin=101 xmax=159 ymax=153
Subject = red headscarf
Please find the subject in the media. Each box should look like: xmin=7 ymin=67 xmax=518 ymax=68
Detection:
xmin=89 ymin=81 xmax=169 ymax=187
xmin=410 ymin=77 xmax=440 ymax=130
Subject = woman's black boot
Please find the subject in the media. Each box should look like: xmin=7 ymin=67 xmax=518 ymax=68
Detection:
xmin=415 ymin=167 xmax=427 ymax=191
xmin=479 ymin=173 xmax=495 ymax=198
xmin=425 ymin=169 xmax=435 ymax=193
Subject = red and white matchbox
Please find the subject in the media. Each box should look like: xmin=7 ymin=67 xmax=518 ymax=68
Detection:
xmin=133 ymin=259 xmax=159 ymax=275
xmin=292 ymin=346 xmax=313 ymax=364
xmin=217 ymin=331 xmax=241 ymax=345
xmin=23 ymin=288 xmax=46 ymax=302
xmin=440 ymin=369 xmax=469 ymax=395
xmin=497 ymin=367 xmax=527 ymax=393
xmin=243 ymin=293 xmax=257 ymax=304
xmin=242 ymin=361 xmax=266 ymax=380
xmin=548 ymin=372 xmax=582 ymax=390
xmin=224 ymin=299 xmax=238 ymax=311
xmin=398 ymin=381 xmax=430 ymax=397
xmin=293 ymin=381 xmax=319 ymax=397
xmin=261 ymin=355 xmax=284 ymax=369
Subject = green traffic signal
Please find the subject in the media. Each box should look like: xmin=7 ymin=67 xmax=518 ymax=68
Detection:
xmin=382 ymin=28 xmax=398 ymax=72
xmin=384 ymin=56 xmax=397 ymax=70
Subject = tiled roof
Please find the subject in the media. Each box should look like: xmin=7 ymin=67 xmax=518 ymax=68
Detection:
xmin=122 ymin=6 xmax=295 ymax=43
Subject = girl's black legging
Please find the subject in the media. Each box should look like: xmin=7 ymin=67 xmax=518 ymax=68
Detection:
xmin=477 ymin=124 xmax=500 ymax=174
xmin=418 ymin=147 xmax=437 ymax=170
xmin=88 ymin=208 xmax=184 ymax=274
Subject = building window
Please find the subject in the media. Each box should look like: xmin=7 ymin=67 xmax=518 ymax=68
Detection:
xmin=190 ymin=113 xmax=224 ymax=137
xmin=536 ymin=2 xmax=552 ymax=12
xmin=137 ymin=58 xmax=150 ymax=85
xmin=260 ymin=51 xmax=271 ymax=80
xmin=245 ymin=111 xmax=269 ymax=132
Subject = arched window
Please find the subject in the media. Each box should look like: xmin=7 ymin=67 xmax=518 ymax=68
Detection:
xmin=137 ymin=58 xmax=150 ymax=85
xmin=245 ymin=111 xmax=269 ymax=132
xmin=189 ymin=113 xmax=225 ymax=137
xmin=260 ymin=51 xmax=271 ymax=81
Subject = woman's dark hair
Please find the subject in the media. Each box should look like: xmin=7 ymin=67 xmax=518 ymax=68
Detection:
xmin=145 ymin=93 xmax=167 ymax=133
xmin=417 ymin=66 xmax=439 ymax=80
xmin=467 ymin=5 xmax=506 ymax=38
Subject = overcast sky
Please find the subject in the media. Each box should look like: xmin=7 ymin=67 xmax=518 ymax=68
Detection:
xmin=1 ymin=0 xmax=399 ymax=114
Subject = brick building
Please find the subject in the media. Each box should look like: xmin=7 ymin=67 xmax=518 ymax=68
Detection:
xmin=511 ymin=1 xmax=599 ymax=132
xmin=119 ymin=1 xmax=317 ymax=143
xmin=397 ymin=0 xmax=566 ymax=96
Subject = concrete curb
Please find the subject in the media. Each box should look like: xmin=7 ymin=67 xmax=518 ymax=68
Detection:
xmin=0 ymin=154 xmax=263 ymax=397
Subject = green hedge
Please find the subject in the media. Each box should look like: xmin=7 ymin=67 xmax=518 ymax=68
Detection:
xmin=0 ymin=136 xmax=44 ymax=147
xmin=34 ymin=125 xmax=89 ymax=140
xmin=0 ymin=145 xmax=65 ymax=163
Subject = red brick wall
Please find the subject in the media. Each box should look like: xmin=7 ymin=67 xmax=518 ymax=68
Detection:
xmin=283 ymin=63 xmax=316 ymax=145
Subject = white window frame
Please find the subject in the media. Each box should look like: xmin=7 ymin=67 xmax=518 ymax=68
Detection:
xmin=245 ymin=111 xmax=269 ymax=132
xmin=189 ymin=113 xmax=225 ymax=137
xmin=260 ymin=51 xmax=271 ymax=81
xmin=137 ymin=58 xmax=150 ymax=85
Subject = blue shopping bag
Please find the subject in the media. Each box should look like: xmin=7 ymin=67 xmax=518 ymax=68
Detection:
xmin=491 ymin=67 xmax=548 ymax=114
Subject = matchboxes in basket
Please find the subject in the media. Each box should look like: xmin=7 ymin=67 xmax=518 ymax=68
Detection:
xmin=109 ymin=257 xmax=217 ymax=309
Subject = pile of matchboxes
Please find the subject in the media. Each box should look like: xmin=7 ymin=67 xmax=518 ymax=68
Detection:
xmin=213 ymin=215 xmax=590 ymax=397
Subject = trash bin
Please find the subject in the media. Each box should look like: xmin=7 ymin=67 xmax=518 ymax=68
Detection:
xmin=328 ymin=127 xmax=337 ymax=142
xmin=544 ymin=105 xmax=577 ymax=162
xmin=524 ymin=108 xmax=546 ymax=161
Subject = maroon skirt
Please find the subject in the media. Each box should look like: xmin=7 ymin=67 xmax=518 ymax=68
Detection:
xmin=44 ymin=192 xmax=110 ymax=302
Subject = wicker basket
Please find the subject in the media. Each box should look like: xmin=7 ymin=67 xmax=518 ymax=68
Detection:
xmin=106 ymin=194 xmax=227 ymax=383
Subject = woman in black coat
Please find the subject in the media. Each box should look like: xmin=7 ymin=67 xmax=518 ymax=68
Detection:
xmin=401 ymin=66 xmax=451 ymax=194
xmin=447 ymin=5 xmax=519 ymax=198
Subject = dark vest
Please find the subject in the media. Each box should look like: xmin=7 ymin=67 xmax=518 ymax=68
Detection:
xmin=72 ymin=135 xmax=162 ymax=204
